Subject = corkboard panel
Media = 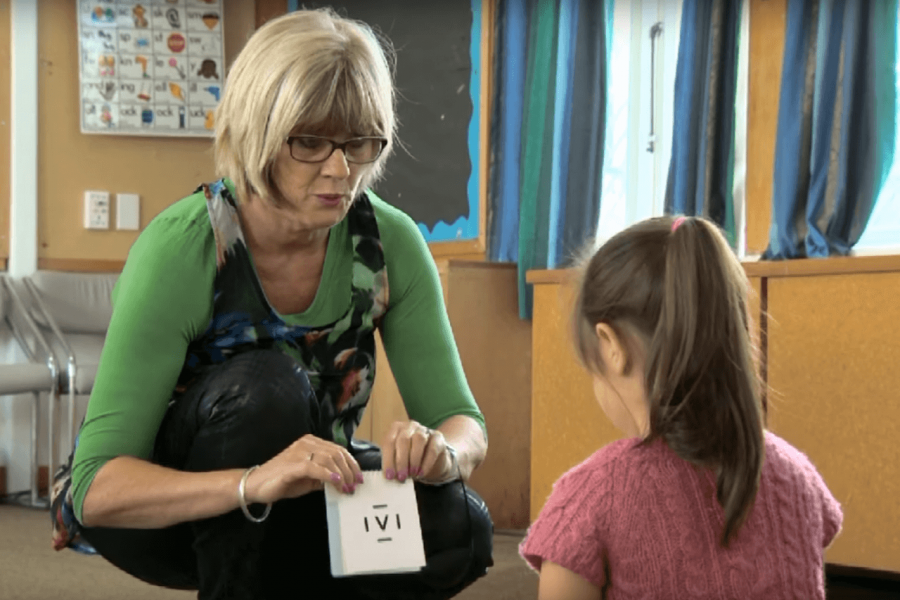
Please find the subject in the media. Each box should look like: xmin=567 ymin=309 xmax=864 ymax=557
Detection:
xmin=746 ymin=0 xmax=786 ymax=254
xmin=445 ymin=262 xmax=532 ymax=529
xmin=530 ymin=282 xmax=624 ymax=522
xmin=767 ymin=273 xmax=900 ymax=572
xmin=0 ymin=0 xmax=9 ymax=261
xmin=35 ymin=0 xmax=254 ymax=263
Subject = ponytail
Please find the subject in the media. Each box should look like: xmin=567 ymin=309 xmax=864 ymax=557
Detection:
xmin=646 ymin=217 xmax=764 ymax=546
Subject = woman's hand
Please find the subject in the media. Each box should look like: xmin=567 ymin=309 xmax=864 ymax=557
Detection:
xmin=244 ymin=434 xmax=364 ymax=504
xmin=381 ymin=420 xmax=457 ymax=484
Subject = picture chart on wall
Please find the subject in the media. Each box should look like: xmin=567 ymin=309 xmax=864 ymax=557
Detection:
xmin=76 ymin=0 xmax=225 ymax=137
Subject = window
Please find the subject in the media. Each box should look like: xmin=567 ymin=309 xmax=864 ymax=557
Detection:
xmin=596 ymin=0 xmax=753 ymax=256
xmin=598 ymin=0 xmax=681 ymax=240
xmin=598 ymin=0 xmax=683 ymax=243
xmin=856 ymin=16 xmax=900 ymax=252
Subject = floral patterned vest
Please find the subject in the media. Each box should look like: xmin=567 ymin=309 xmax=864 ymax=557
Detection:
xmin=183 ymin=179 xmax=390 ymax=445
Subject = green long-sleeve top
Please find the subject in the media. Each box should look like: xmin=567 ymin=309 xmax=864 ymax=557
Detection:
xmin=71 ymin=185 xmax=485 ymax=523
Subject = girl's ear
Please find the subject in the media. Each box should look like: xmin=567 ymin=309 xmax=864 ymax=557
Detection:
xmin=594 ymin=323 xmax=629 ymax=376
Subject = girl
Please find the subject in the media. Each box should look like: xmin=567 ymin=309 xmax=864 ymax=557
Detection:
xmin=520 ymin=216 xmax=842 ymax=599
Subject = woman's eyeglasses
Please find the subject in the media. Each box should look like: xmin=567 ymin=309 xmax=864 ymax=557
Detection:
xmin=286 ymin=135 xmax=388 ymax=164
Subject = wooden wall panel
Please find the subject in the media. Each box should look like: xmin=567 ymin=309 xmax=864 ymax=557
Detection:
xmin=767 ymin=273 xmax=900 ymax=572
xmin=446 ymin=262 xmax=531 ymax=529
xmin=0 ymin=0 xmax=9 ymax=263
xmin=530 ymin=281 xmax=623 ymax=521
xmin=256 ymin=0 xmax=287 ymax=27
xmin=747 ymin=0 xmax=787 ymax=254
xmin=360 ymin=261 xmax=531 ymax=528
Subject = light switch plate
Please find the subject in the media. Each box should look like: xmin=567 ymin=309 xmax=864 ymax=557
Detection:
xmin=84 ymin=190 xmax=110 ymax=229
xmin=116 ymin=193 xmax=140 ymax=230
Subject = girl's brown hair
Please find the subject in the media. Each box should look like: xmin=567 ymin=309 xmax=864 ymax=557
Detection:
xmin=573 ymin=216 xmax=765 ymax=546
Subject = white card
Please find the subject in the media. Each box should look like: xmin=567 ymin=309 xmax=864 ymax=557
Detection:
xmin=324 ymin=470 xmax=426 ymax=577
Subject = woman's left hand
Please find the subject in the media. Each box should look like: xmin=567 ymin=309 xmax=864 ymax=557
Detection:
xmin=381 ymin=420 xmax=455 ymax=484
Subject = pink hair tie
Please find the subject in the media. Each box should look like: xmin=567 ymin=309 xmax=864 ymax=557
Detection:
xmin=671 ymin=216 xmax=686 ymax=232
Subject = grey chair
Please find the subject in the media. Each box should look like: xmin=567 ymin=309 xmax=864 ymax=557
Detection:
xmin=0 ymin=275 xmax=59 ymax=508
xmin=21 ymin=271 xmax=117 ymax=457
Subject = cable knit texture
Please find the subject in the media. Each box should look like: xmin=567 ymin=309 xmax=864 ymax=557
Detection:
xmin=520 ymin=431 xmax=842 ymax=599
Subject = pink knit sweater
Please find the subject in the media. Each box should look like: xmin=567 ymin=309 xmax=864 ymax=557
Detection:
xmin=520 ymin=431 xmax=842 ymax=599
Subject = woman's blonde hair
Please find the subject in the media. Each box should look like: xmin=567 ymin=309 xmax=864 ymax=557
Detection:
xmin=214 ymin=8 xmax=397 ymax=204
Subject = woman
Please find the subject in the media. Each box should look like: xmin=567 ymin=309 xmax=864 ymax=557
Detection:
xmin=51 ymin=9 xmax=493 ymax=600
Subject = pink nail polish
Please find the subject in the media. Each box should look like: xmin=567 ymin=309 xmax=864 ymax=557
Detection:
xmin=355 ymin=472 xmax=364 ymax=484
xmin=343 ymin=485 xmax=352 ymax=493
xmin=385 ymin=468 xmax=396 ymax=480
xmin=331 ymin=473 xmax=342 ymax=482
xmin=398 ymin=469 xmax=408 ymax=482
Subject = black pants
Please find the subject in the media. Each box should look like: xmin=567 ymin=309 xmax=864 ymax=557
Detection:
xmin=80 ymin=349 xmax=494 ymax=600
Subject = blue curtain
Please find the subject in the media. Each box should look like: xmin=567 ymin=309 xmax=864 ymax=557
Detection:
xmin=765 ymin=0 xmax=898 ymax=259
xmin=488 ymin=0 xmax=609 ymax=318
xmin=665 ymin=0 xmax=742 ymax=245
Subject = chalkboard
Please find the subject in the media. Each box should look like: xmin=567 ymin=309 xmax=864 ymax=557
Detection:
xmin=289 ymin=0 xmax=483 ymax=243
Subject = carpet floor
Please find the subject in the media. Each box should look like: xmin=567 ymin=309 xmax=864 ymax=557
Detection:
xmin=1 ymin=503 xmax=898 ymax=599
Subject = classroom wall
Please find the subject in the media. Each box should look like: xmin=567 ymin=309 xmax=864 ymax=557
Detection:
xmin=1 ymin=0 xmax=10 ymax=266
xmin=746 ymin=0 xmax=785 ymax=254
xmin=35 ymin=0 xmax=255 ymax=270
xmin=358 ymin=261 xmax=533 ymax=530
xmin=765 ymin=268 xmax=900 ymax=572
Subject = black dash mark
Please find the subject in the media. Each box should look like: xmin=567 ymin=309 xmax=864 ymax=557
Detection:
xmin=377 ymin=537 xmax=392 ymax=543
xmin=396 ymin=514 xmax=401 ymax=529
xmin=364 ymin=517 xmax=369 ymax=533
xmin=373 ymin=504 xmax=387 ymax=509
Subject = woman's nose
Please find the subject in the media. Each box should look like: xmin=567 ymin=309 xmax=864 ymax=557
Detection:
xmin=321 ymin=148 xmax=351 ymax=178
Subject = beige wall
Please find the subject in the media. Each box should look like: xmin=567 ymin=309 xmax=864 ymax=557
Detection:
xmin=358 ymin=261 xmax=532 ymax=530
xmin=1 ymin=0 xmax=10 ymax=264
xmin=746 ymin=0 xmax=785 ymax=254
xmin=766 ymin=270 xmax=900 ymax=572
xmin=34 ymin=0 xmax=254 ymax=266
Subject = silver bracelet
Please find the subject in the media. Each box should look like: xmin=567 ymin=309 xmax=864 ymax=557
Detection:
xmin=418 ymin=444 xmax=462 ymax=486
xmin=238 ymin=466 xmax=272 ymax=523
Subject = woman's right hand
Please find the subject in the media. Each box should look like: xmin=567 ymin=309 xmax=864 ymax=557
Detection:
xmin=243 ymin=434 xmax=364 ymax=504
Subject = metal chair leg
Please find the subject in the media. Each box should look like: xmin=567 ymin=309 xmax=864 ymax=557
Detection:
xmin=30 ymin=391 xmax=39 ymax=507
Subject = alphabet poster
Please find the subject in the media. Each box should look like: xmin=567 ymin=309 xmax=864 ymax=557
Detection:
xmin=325 ymin=471 xmax=426 ymax=577
xmin=76 ymin=0 xmax=225 ymax=137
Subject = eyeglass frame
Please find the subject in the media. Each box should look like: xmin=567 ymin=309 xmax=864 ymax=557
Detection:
xmin=285 ymin=135 xmax=389 ymax=164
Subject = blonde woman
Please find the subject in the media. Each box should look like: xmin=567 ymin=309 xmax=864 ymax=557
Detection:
xmin=51 ymin=9 xmax=492 ymax=599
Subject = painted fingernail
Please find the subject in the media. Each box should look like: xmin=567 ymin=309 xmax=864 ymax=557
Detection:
xmin=343 ymin=485 xmax=353 ymax=493
xmin=385 ymin=468 xmax=396 ymax=480
xmin=398 ymin=469 xmax=408 ymax=482
xmin=412 ymin=467 xmax=422 ymax=477
xmin=355 ymin=472 xmax=364 ymax=484
xmin=331 ymin=473 xmax=342 ymax=482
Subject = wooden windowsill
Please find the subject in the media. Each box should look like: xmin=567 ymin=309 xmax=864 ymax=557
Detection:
xmin=527 ymin=254 xmax=900 ymax=285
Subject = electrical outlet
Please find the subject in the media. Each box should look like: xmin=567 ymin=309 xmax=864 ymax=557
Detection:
xmin=84 ymin=190 xmax=110 ymax=229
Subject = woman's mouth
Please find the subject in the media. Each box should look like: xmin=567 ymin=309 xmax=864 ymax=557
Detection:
xmin=316 ymin=194 xmax=344 ymax=206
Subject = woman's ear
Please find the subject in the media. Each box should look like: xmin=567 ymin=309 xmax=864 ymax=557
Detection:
xmin=594 ymin=323 xmax=629 ymax=376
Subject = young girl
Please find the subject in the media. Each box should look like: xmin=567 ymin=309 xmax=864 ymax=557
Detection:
xmin=520 ymin=216 xmax=842 ymax=599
